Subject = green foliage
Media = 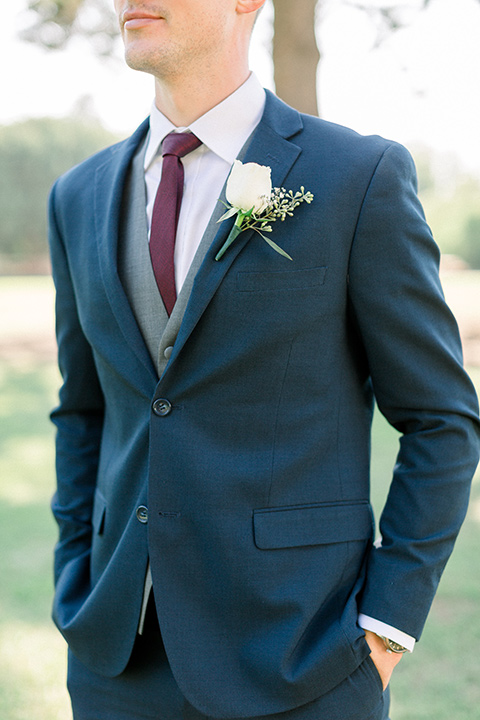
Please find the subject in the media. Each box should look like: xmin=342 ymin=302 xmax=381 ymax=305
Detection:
xmin=29 ymin=0 xmax=85 ymax=26
xmin=22 ymin=0 xmax=118 ymax=54
xmin=0 ymin=116 xmax=118 ymax=263
xmin=462 ymin=215 xmax=480 ymax=269
xmin=416 ymin=155 xmax=480 ymax=269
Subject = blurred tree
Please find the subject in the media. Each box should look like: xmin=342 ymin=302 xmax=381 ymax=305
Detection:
xmin=272 ymin=0 xmax=319 ymax=116
xmin=411 ymin=149 xmax=436 ymax=195
xmin=0 ymin=116 xmax=118 ymax=267
xmin=21 ymin=0 xmax=435 ymax=115
xmin=21 ymin=0 xmax=118 ymax=55
xmin=272 ymin=0 xmax=433 ymax=114
xmin=462 ymin=216 xmax=480 ymax=269
xmin=417 ymin=160 xmax=480 ymax=269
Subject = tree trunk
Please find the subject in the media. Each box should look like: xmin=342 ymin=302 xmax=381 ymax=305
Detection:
xmin=272 ymin=0 xmax=320 ymax=116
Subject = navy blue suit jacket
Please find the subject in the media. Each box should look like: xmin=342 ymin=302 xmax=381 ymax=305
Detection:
xmin=49 ymin=91 xmax=479 ymax=718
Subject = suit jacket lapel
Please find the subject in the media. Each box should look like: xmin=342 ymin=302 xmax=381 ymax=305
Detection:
xmin=157 ymin=124 xmax=255 ymax=372
xmin=91 ymin=94 xmax=304 ymax=391
xmin=160 ymin=92 xmax=304 ymax=381
xmin=94 ymin=119 xmax=159 ymax=391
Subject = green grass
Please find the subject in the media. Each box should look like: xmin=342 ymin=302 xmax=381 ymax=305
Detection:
xmin=371 ymin=402 xmax=480 ymax=719
xmin=0 ymin=277 xmax=479 ymax=719
xmin=0 ymin=360 xmax=71 ymax=720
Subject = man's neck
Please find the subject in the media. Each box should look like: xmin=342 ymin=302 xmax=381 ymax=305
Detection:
xmin=154 ymin=67 xmax=251 ymax=128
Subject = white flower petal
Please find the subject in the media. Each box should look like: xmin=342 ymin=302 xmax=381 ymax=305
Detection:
xmin=226 ymin=160 xmax=272 ymax=214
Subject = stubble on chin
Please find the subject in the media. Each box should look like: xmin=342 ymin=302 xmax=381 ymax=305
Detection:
xmin=124 ymin=45 xmax=183 ymax=82
xmin=120 ymin=27 xmax=170 ymax=76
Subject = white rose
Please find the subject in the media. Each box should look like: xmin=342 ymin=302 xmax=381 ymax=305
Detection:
xmin=225 ymin=160 xmax=272 ymax=214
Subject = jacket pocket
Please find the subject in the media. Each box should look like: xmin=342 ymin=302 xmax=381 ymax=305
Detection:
xmin=236 ymin=266 xmax=327 ymax=292
xmin=253 ymin=500 xmax=373 ymax=550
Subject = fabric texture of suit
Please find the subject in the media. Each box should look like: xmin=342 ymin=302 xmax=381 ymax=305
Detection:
xmin=48 ymin=90 xmax=480 ymax=720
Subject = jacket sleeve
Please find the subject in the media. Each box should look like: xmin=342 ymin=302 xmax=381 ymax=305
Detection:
xmin=347 ymin=141 xmax=480 ymax=640
xmin=48 ymin=180 xmax=105 ymax=585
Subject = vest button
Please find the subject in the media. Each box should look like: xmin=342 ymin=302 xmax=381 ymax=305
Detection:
xmin=152 ymin=398 xmax=172 ymax=416
xmin=136 ymin=506 xmax=148 ymax=524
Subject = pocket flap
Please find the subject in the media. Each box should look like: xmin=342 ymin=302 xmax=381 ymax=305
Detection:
xmin=237 ymin=266 xmax=327 ymax=292
xmin=253 ymin=501 xmax=373 ymax=550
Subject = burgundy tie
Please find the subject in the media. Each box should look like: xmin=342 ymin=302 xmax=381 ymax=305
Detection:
xmin=149 ymin=132 xmax=202 ymax=315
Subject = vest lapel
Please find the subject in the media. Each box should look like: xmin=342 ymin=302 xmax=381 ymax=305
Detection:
xmin=118 ymin=137 xmax=169 ymax=374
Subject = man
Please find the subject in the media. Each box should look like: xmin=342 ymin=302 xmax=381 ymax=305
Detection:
xmin=48 ymin=1 xmax=480 ymax=719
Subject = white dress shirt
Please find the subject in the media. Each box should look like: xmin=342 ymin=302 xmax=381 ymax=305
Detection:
xmin=140 ymin=74 xmax=415 ymax=652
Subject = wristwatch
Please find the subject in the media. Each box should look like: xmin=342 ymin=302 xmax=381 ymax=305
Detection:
xmin=379 ymin=635 xmax=409 ymax=654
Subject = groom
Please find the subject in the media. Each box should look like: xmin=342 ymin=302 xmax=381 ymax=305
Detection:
xmin=48 ymin=1 xmax=480 ymax=719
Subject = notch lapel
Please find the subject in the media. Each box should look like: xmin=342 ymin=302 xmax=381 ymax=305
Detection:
xmin=94 ymin=119 xmax=159 ymax=393
xmin=159 ymin=92 xmax=304 ymax=382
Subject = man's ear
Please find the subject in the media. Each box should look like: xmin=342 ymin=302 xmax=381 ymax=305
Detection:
xmin=236 ymin=0 xmax=266 ymax=16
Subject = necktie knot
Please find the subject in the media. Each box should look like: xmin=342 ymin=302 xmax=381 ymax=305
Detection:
xmin=162 ymin=132 xmax=202 ymax=159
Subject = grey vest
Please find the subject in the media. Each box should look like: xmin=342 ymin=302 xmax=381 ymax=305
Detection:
xmin=119 ymin=138 xmax=241 ymax=378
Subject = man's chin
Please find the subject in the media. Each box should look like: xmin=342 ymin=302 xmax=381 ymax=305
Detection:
xmin=123 ymin=48 xmax=159 ymax=76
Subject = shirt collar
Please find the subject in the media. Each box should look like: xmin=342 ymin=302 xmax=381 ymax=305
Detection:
xmin=144 ymin=73 xmax=266 ymax=170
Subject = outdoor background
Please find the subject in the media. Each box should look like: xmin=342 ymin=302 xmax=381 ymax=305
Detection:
xmin=1 ymin=1 xmax=479 ymax=718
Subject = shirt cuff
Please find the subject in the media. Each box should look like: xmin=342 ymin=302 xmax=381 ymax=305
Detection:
xmin=358 ymin=613 xmax=415 ymax=652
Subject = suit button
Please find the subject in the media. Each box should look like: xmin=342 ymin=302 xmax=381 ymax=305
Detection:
xmin=164 ymin=346 xmax=174 ymax=360
xmin=152 ymin=398 xmax=172 ymax=416
xmin=136 ymin=506 xmax=148 ymax=523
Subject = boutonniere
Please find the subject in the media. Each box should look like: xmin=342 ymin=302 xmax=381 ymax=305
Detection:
xmin=215 ymin=160 xmax=314 ymax=262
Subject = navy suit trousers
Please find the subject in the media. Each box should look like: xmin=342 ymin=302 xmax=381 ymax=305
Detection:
xmin=67 ymin=600 xmax=390 ymax=720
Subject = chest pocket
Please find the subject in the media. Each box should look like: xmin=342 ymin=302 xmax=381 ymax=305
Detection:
xmin=236 ymin=266 xmax=327 ymax=293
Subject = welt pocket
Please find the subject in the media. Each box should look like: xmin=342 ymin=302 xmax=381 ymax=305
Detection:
xmin=92 ymin=488 xmax=107 ymax=535
xmin=236 ymin=266 xmax=327 ymax=292
xmin=253 ymin=500 xmax=373 ymax=550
